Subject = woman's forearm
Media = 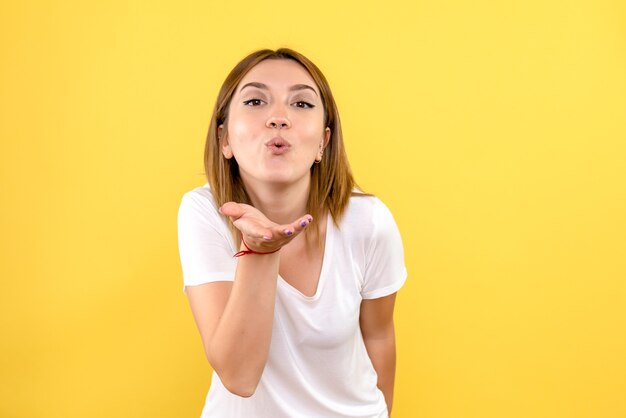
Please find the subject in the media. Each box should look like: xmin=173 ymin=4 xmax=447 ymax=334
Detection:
xmin=363 ymin=331 xmax=397 ymax=415
xmin=208 ymin=250 xmax=280 ymax=397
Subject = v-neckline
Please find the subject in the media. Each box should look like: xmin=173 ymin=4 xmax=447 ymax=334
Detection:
xmin=277 ymin=213 xmax=334 ymax=301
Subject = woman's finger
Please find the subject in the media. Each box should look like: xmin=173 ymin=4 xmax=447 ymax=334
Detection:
xmin=219 ymin=202 xmax=246 ymax=220
xmin=276 ymin=214 xmax=313 ymax=237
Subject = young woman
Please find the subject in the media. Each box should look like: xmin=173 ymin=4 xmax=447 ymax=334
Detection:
xmin=178 ymin=48 xmax=407 ymax=418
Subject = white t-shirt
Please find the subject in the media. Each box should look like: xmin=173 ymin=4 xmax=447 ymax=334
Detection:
xmin=177 ymin=184 xmax=407 ymax=418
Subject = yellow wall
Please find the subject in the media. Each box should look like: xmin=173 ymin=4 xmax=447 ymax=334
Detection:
xmin=1 ymin=1 xmax=625 ymax=417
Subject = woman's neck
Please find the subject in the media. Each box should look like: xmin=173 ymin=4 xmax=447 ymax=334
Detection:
xmin=243 ymin=176 xmax=311 ymax=225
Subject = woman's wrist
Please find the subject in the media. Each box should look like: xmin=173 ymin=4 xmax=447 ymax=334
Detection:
xmin=234 ymin=237 xmax=281 ymax=258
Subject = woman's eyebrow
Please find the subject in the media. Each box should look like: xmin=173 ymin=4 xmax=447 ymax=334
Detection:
xmin=239 ymin=82 xmax=318 ymax=96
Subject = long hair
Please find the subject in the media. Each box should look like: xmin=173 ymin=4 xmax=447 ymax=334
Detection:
xmin=204 ymin=48 xmax=364 ymax=246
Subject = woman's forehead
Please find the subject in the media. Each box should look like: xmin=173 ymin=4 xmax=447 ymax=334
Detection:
xmin=237 ymin=59 xmax=319 ymax=95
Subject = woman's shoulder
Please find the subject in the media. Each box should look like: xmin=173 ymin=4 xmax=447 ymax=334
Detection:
xmin=181 ymin=182 xmax=215 ymax=203
xmin=338 ymin=189 xmax=397 ymax=238
xmin=346 ymin=188 xmax=391 ymax=218
xmin=179 ymin=183 xmax=221 ymax=218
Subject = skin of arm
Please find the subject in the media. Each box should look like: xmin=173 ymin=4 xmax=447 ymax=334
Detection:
xmin=359 ymin=292 xmax=398 ymax=416
xmin=185 ymin=203 xmax=312 ymax=398
xmin=186 ymin=250 xmax=280 ymax=397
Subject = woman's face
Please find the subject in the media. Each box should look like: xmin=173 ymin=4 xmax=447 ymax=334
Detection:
xmin=219 ymin=59 xmax=330 ymax=189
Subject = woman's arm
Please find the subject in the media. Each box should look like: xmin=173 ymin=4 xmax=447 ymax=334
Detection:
xmin=186 ymin=203 xmax=311 ymax=397
xmin=186 ymin=250 xmax=279 ymax=397
xmin=359 ymin=292 xmax=398 ymax=416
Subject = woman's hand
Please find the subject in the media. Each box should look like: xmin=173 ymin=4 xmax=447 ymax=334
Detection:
xmin=219 ymin=202 xmax=312 ymax=253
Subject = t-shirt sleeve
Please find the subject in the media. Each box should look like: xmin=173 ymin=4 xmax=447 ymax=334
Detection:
xmin=177 ymin=191 xmax=237 ymax=293
xmin=361 ymin=199 xmax=408 ymax=299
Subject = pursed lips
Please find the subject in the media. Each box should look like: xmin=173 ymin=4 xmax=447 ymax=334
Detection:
xmin=265 ymin=137 xmax=291 ymax=155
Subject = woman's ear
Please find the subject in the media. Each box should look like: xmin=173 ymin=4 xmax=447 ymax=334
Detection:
xmin=323 ymin=126 xmax=331 ymax=149
xmin=316 ymin=127 xmax=331 ymax=162
xmin=218 ymin=125 xmax=233 ymax=159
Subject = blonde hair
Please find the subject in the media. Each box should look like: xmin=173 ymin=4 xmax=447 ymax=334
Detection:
xmin=204 ymin=48 xmax=365 ymax=246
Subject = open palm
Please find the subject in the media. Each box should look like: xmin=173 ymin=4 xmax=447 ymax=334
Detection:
xmin=219 ymin=202 xmax=312 ymax=253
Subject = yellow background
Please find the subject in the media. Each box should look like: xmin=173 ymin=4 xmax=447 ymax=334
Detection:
xmin=1 ymin=0 xmax=625 ymax=417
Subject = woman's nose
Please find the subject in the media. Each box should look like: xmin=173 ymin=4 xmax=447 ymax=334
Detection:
xmin=266 ymin=109 xmax=291 ymax=129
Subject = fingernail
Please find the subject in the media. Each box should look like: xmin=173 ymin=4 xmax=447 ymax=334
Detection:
xmin=285 ymin=229 xmax=293 ymax=236
xmin=300 ymin=221 xmax=307 ymax=227
xmin=307 ymin=217 xmax=312 ymax=223
xmin=263 ymin=236 xmax=271 ymax=240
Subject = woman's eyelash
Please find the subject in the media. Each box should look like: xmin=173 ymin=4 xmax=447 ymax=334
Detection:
xmin=243 ymin=99 xmax=263 ymax=106
xmin=295 ymin=101 xmax=315 ymax=109
xmin=242 ymin=99 xmax=315 ymax=109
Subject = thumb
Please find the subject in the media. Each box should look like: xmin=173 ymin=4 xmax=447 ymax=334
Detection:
xmin=219 ymin=202 xmax=246 ymax=220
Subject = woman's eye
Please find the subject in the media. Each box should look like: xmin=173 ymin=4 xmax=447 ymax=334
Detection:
xmin=243 ymin=99 xmax=263 ymax=106
xmin=294 ymin=101 xmax=315 ymax=109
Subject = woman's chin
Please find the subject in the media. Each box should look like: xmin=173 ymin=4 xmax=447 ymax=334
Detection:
xmin=239 ymin=165 xmax=310 ymax=188
xmin=261 ymin=170 xmax=309 ymax=186
xmin=263 ymin=174 xmax=298 ymax=185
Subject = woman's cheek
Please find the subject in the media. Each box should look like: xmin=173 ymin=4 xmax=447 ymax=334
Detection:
xmin=228 ymin=119 xmax=255 ymax=144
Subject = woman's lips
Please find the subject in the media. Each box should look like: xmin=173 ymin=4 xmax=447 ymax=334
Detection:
xmin=265 ymin=137 xmax=291 ymax=155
